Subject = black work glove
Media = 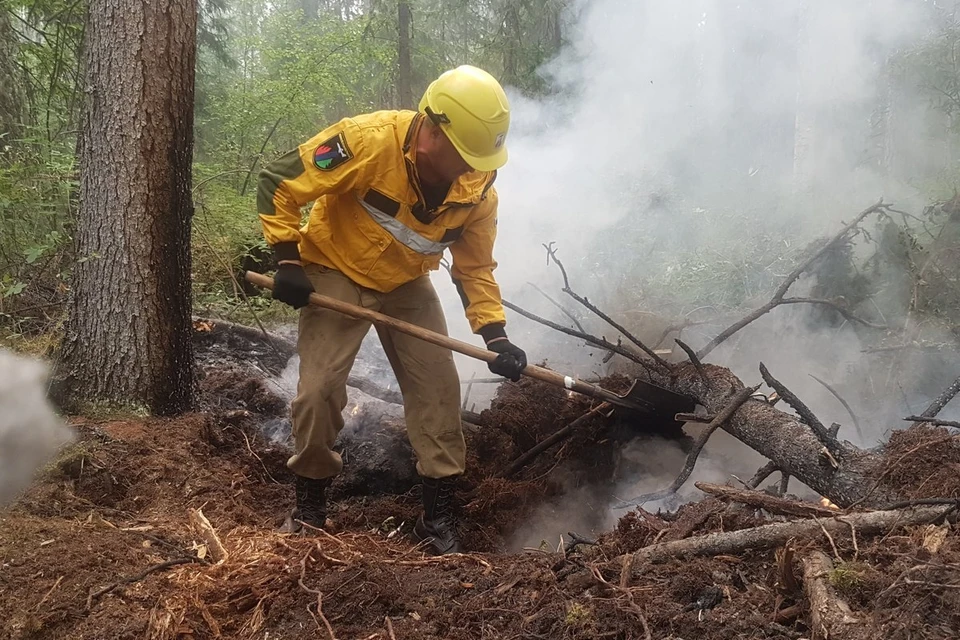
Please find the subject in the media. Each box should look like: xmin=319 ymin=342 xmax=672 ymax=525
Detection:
xmin=272 ymin=263 xmax=315 ymax=309
xmin=480 ymin=324 xmax=527 ymax=382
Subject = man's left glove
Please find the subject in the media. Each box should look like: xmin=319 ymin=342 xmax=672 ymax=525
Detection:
xmin=479 ymin=324 xmax=527 ymax=382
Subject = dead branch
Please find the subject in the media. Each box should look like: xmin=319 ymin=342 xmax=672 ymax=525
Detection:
xmin=778 ymin=298 xmax=886 ymax=329
xmin=778 ymin=473 xmax=791 ymax=496
xmin=502 ymin=298 xmax=654 ymax=370
xmin=696 ymin=200 xmax=888 ymax=360
xmin=695 ymin=482 xmax=840 ymax=518
xmin=749 ymin=461 xmax=780 ymax=488
xmin=802 ymin=551 xmax=866 ymax=640
xmin=613 ymin=384 xmax=760 ymax=508
xmin=500 ymin=404 xmax=610 ymax=479
xmin=917 ymin=374 xmax=960 ymax=420
xmin=760 ymin=363 xmax=838 ymax=452
xmin=85 ymin=557 xmax=197 ymax=610
xmin=651 ymin=317 xmax=709 ymax=349
xmin=543 ymin=242 xmax=670 ymax=370
xmin=620 ymin=505 xmax=952 ymax=565
xmin=675 ymin=338 xmax=708 ymax=384
xmin=808 ymin=374 xmax=865 ymax=442
xmin=526 ymin=281 xmax=585 ymax=332
xmin=904 ymin=415 xmax=960 ymax=428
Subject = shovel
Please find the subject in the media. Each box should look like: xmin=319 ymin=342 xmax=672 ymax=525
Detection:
xmin=244 ymin=271 xmax=694 ymax=418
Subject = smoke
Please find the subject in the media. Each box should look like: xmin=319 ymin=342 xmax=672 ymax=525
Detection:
xmin=427 ymin=1 xmax=960 ymax=539
xmin=0 ymin=350 xmax=74 ymax=506
xmin=432 ymin=1 xmax=958 ymax=412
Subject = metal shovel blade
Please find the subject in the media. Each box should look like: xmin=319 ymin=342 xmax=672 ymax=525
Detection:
xmin=619 ymin=379 xmax=696 ymax=421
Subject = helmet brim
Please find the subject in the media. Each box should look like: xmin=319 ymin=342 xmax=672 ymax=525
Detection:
xmin=456 ymin=143 xmax=508 ymax=172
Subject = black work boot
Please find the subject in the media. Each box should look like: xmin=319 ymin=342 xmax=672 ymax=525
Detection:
xmin=280 ymin=475 xmax=331 ymax=534
xmin=414 ymin=476 xmax=461 ymax=555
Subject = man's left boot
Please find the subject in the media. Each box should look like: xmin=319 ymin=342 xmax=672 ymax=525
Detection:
xmin=413 ymin=475 xmax=461 ymax=555
xmin=280 ymin=474 xmax=331 ymax=534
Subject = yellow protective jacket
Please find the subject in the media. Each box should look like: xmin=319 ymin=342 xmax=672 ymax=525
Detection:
xmin=257 ymin=110 xmax=506 ymax=334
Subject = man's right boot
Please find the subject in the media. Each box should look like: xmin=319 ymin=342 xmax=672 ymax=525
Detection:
xmin=280 ymin=475 xmax=330 ymax=534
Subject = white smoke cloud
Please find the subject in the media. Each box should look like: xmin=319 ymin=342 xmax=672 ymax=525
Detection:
xmin=0 ymin=350 xmax=74 ymax=506
xmin=433 ymin=0 xmax=955 ymax=404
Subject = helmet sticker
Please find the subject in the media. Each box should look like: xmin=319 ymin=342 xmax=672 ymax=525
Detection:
xmin=314 ymin=132 xmax=354 ymax=171
xmin=494 ymin=133 xmax=506 ymax=148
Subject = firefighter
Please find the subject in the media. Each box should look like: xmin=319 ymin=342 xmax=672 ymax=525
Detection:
xmin=257 ymin=65 xmax=526 ymax=555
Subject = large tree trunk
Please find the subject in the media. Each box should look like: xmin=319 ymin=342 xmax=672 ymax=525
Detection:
xmin=54 ymin=0 xmax=197 ymax=415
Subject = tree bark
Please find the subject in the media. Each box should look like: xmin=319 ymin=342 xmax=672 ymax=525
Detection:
xmin=55 ymin=0 xmax=197 ymax=415
xmin=396 ymin=0 xmax=413 ymax=109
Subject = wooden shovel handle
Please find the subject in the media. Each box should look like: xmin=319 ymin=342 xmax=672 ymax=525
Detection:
xmin=244 ymin=271 xmax=577 ymax=392
xmin=244 ymin=271 xmax=644 ymax=408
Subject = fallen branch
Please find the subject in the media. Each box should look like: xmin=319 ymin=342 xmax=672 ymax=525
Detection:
xmin=613 ymin=384 xmax=760 ymax=508
xmin=808 ymin=374 xmax=865 ymax=443
xmin=86 ymin=558 xmax=197 ymax=610
xmin=500 ymin=404 xmax=610 ymax=479
xmin=621 ymin=505 xmax=952 ymax=565
xmin=802 ymin=551 xmax=865 ymax=640
xmin=526 ymin=281 xmax=586 ymax=332
xmin=760 ymin=363 xmax=838 ymax=452
xmin=543 ymin=242 xmax=670 ymax=370
xmin=502 ymin=298 xmax=654 ymax=370
xmin=696 ymin=482 xmax=841 ymax=518
xmin=904 ymin=415 xmax=960 ymax=428
xmin=697 ymin=200 xmax=887 ymax=360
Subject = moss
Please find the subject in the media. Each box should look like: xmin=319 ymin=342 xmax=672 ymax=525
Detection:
xmin=565 ymin=602 xmax=591 ymax=627
xmin=829 ymin=561 xmax=870 ymax=594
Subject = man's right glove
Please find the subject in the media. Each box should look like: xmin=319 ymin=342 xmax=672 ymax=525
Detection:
xmin=272 ymin=263 xmax=315 ymax=309
xmin=486 ymin=339 xmax=528 ymax=381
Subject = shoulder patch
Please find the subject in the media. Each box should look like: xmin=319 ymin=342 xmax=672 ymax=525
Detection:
xmin=313 ymin=132 xmax=353 ymax=171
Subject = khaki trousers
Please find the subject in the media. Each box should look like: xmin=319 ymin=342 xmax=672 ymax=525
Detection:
xmin=287 ymin=264 xmax=465 ymax=480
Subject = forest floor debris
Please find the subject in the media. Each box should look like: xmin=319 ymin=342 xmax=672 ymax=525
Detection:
xmin=1 ymin=331 xmax=960 ymax=638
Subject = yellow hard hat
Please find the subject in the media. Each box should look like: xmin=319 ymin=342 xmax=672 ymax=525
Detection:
xmin=419 ymin=65 xmax=510 ymax=172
